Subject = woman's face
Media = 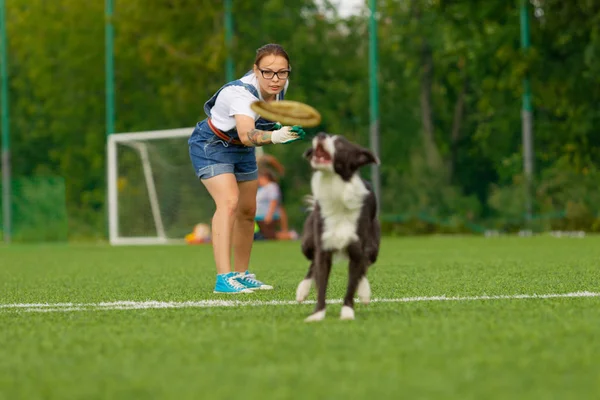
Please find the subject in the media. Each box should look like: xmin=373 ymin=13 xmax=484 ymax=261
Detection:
xmin=253 ymin=54 xmax=290 ymax=99
xmin=257 ymin=174 xmax=268 ymax=186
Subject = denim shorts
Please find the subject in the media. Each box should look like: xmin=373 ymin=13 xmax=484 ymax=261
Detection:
xmin=188 ymin=120 xmax=257 ymax=181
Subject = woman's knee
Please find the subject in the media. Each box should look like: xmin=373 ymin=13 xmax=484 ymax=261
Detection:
xmin=237 ymin=199 xmax=257 ymax=219
xmin=215 ymin=195 xmax=240 ymax=217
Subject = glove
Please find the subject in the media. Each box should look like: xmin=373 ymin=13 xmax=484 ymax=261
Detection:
xmin=271 ymin=125 xmax=306 ymax=144
xmin=273 ymin=122 xmax=282 ymax=130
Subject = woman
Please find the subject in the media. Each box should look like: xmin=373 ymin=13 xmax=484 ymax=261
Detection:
xmin=188 ymin=43 xmax=305 ymax=294
xmin=254 ymin=168 xmax=282 ymax=240
xmin=254 ymin=162 xmax=298 ymax=241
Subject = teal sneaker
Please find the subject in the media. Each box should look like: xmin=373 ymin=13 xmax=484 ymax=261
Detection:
xmin=234 ymin=271 xmax=274 ymax=291
xmin=214 ymin=272 xmax=254 ymax=294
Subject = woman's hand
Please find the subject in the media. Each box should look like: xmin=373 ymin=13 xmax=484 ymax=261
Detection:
xmin=235 ymin=114 xmax=305 ymax=146
xmin=271 ymin=125 xmax=306 ymax=144
xmin=265 ymin=199 xmax=278 ymax=224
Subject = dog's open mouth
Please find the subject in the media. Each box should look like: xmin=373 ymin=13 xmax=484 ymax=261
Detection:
xmin=313 ymin=143 xmax=332 ymax=164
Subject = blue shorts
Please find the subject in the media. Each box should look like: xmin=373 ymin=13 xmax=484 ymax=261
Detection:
xmin=188 ymin=120 xmax=257 ymax=181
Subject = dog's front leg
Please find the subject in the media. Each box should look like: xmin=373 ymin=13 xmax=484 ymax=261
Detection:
xmin=304 ymin=250 xmax=332 ymax=322
xmin=297 ymin=210 xmax=317 ymax=302
xmin=341 ymin=243 xmax=368 ymax=320
xmin=296 ymin=262 xmax=314 ymax=302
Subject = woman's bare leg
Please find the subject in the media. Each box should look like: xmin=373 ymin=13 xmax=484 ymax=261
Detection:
xmin=279 ymin=205 xmax=289 ymax=232
xmin=201 ymin=173 xmax=239 ymax=275
xmin=232 ymin=179 xmax=258 ymax=273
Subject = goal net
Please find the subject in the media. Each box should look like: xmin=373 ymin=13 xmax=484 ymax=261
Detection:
xmin=107 ymin=127 xmax=211 ymax=245
xmin=107 ymin=126 xmax=267 ymax=245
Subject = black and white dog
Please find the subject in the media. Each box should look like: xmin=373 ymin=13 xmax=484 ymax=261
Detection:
xmin=296 ymin=132 xmax=381 ymax=321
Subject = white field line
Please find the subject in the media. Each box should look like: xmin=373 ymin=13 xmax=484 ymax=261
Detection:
xmin=1 ymin=291 xmax=599 ymax=313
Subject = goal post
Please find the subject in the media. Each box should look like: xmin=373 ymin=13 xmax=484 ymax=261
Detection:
xmin=108 ymin=127 xmax=198 ymax=245
xmin=106 ymin=127 xmax=266 ymax=246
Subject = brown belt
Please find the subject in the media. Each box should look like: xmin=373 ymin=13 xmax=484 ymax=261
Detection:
xmin=207 ymin=118 xmax=244 ymax=146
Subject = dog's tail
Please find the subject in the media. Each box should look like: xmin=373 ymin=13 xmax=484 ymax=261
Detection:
xmin=303 ymin=195 xmax=315 ymax=212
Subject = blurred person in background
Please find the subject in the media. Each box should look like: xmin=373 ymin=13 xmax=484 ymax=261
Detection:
xmin=188 ymin=44 xmax=305 ymax=294
xmin=254 ymin=167 xmax=298 ymax=241
xmin=257 ymin=153 xmax=293 ymax=237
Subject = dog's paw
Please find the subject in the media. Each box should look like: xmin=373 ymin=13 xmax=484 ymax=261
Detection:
xmin=304 ymin=310 xmax=326 ymax=322
xmin=340 ymin=306 xmax=355 ymax=320
xmin=296 ymin=279 xmax=312 ymax=302
xmin=357 ymin=277 xmax=371 ymax=304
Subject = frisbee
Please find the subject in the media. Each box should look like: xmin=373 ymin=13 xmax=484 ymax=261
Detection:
xmin=251 ymin=100 xmax=322 ymax=128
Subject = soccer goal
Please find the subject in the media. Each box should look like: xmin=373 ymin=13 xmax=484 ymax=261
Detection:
xmin=107 ymin=126 xmax=266 ymax=245
xmin=107 ymin=127 xmax=191 ymax=245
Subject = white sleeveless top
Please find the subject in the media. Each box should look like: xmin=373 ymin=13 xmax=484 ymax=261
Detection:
xmin=210 ymin=74 xmax=290 ymax=132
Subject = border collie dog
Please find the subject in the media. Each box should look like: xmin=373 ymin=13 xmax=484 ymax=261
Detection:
xmin=296 ymin=132 xmax=381 ymax=321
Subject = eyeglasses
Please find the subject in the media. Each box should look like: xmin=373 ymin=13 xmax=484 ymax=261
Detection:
xmin=257 ymin=68 xmax=290 ymax=80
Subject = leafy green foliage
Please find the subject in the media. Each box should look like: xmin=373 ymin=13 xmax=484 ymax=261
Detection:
xmin=1 ymin=0 xmax=599 ymax=238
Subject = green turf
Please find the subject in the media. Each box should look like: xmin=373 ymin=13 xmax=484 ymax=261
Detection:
xmin=1 ymin=236 xmax=600 ymax=399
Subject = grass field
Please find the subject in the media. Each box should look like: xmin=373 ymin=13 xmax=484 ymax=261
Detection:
xmin=1 ymin=236 xmax=600 ymax=399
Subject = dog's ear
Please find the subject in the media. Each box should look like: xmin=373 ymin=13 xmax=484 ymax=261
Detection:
xmin=303 ymin=147 xmax=314 ymax=160
xmin=354 ymin=149 xmax=380 ymax=168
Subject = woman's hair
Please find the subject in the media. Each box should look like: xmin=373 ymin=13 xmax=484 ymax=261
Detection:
xmin=258 ymin=167 xmax=277 ymax=183
xmin=254 ymin=44 xmax=290 ymax=68
xmin=257 ymin=154 xmax=285 ymax=177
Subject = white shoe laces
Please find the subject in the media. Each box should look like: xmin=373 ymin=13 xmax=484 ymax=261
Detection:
xmin=227 ymin=275 xmax=248 ymax=290
xmin=242 ymin=273 xmax=261 ymax=285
